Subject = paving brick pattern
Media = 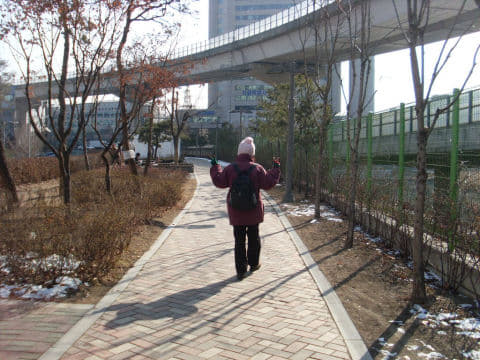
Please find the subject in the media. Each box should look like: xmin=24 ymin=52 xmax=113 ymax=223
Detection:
xmin=0 ymin=300 xmax=92 ymax=360
xmin=59 ymin=159 xmax=351 ymax=359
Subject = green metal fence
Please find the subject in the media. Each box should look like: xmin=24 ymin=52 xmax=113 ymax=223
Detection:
xmin=324 ymin=86 xmax=480 ymax=257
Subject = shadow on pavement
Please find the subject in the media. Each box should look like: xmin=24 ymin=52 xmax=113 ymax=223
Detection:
xmin=102 ymin=277 xmax=235 ymax=329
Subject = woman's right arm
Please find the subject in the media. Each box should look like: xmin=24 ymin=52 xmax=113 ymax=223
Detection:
xmin=210 ymin=164 xmax=230 ymax=188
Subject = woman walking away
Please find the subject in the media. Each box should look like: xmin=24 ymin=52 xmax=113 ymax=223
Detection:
xmin=210 ymin=136 xmax=280 ymax=280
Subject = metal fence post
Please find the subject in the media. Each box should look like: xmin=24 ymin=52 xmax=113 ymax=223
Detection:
xmin=449 ymin=89 xmax=460 ymax=204
xmin=398 ymin=103 xmax=405 ymax=207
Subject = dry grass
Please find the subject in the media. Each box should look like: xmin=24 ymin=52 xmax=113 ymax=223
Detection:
xmin=1 ymin=152 xmax=104 ymax=187
xmin=0 ymin=167 xmax=187 ymax=287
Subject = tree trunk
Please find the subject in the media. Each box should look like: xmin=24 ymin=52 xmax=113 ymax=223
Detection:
xmin=305 ymin=149 xmax=309 ymax=197
xmin=0 ymin=140 xmax=18 ymax=208
xmin=117 ymin=8 xmax=137 ymax=176
xmin=144 ymin=108 xmax=154 ymax=176
xmin=82 ymin=126 xmax=90 ymax=171
xmin=412 ymin=128 xmax=428 ymax=303
xmin=173 ymin=136 xmax=179 ymax=163
xmin=59 ymin=153 xmax=71 ymax=204
xmin=314 ymin=126 xmax=327 ymax=218
xmin=345 ymin=147 xmax=359 ymax=249
xmin=283 ymin=65 xmax=295 ymax=203
xmin=101 ymin=151 xmax=112 ymax=194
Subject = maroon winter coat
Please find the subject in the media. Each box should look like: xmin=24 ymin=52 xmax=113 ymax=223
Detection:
xmin=210 ymin=153 xmax=280 ymax=226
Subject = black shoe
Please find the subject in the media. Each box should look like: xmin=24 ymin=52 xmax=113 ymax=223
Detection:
xmin=250 ymin=264 xmax=261 ymax=272
xmin=237 ymin=272 xmax=246 ymax=281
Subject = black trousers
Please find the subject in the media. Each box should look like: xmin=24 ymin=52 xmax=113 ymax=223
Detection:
xmin=233 ymin=224 xmax=260 ymax=275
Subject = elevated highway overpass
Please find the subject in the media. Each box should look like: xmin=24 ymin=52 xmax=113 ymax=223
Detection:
xmin=13 ymin=0 xmax=480 ymax=131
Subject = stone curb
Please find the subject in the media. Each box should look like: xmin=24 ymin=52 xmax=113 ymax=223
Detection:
xmin=263 ymin=191 xmax=373 ymax=360
xmin=38 ymin=171 xmax=200 ymax=360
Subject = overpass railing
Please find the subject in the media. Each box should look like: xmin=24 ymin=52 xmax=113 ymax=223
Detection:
xmin=172 ymin=0 xmax=333 ymax=59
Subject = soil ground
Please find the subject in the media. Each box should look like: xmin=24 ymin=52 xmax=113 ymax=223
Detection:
xmin=267 ymin=186 xmax=479 ymax=360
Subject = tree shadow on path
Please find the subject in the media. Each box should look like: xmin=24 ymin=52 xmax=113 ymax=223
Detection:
xmin=101 ymin=277 xmax=235 ymax=329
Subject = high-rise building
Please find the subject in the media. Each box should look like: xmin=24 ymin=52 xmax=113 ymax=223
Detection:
xmin=208 ymin=0 xmax=294 ymax=131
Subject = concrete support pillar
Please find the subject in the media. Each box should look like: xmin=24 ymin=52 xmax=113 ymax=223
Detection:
xmin=329 ymin=63 xmax=342 ymax=115
xmin=349 ymin=57 xmax=375 ymax=117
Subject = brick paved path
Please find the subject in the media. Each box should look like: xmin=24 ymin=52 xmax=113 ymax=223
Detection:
xmin=10 ymin=159 xmax=369 ymax=360
xmin=0 ymin=300 xmax=92 ymax=360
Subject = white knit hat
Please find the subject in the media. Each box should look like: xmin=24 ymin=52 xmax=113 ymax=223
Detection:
xmin=237 ymin=136 xmax=256 ymax=156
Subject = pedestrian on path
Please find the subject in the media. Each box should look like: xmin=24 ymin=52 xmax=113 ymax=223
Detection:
xmin=210 ymin=136 xmax=280 ymax=280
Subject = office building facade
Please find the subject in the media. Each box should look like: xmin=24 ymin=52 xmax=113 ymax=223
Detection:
xmin=208 ymin=0 xmax=294 ymax=131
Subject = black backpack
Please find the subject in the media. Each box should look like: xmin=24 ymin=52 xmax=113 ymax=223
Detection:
xmin=229 ymin=164 xmax=258 ymax=211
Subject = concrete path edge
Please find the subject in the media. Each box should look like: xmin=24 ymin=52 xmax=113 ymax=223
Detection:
xmin=38 ymin=172 xmax=200 ymax=360
xmin=263 ymin=192 xmax=373 ymax=360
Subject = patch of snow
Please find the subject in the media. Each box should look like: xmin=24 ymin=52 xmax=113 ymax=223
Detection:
xmin=437 ymin=331 xmax=447 ymax=335
xmin=437 ymin=313 xmax=458 ymax=321
xmin=457 ymin=331 xmax=480 ymax=339
xmin=463 ymin=350 xmax=480 ymax=360
xmin=0 ymin=254 xmax=84 ymax=300
xmin=411 ymin=304 xmax=429 ymax=320
xmin=0 ymin=285 xmax=15 ymax=298
xmin=424 ymin=270 xmax=442 ymax=283
xmin=418 ymin=352 xmax=445 ymax=359
xmin=283 ymin=202 xmax=343 ymax=222
xmin=389 ymin=320 xmax=404 ymax=325
xmin=310 ymin=219 xmax=318 ymax=224
xmin=0 ymin=276 xmax=82 ymax=300
xmin=410 ymin=305 xmax=480 ymax=340
xmin=379 ymin=349 xmax=397 ymax=360
xmin=407 ymin=345 xmax=420 ymax=351
xmin=354 ymin=226 xmax=383 ymax=243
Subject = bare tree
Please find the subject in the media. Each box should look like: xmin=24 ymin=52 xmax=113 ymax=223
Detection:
xmin=392 ymin=0 xmax=480 ymax=303
xmin=1 ymin=0 xmax=98 ymax=204
xmin=165 ymin=88 xmax=192 ymax=163
xmin=113 ymin=0 xmax=187 ymax=175
xmin=1 ymin=0 xmax=128 ymax=204
xmin=299 ymin=0 xmax=344 ymax=218
xmin=0 ymin=60 xmax=18 ymax=208
xmin=343 ymin=0 xmax=374 ymax=249
xmin=71 ymin=2 xmax=121 ymax=171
